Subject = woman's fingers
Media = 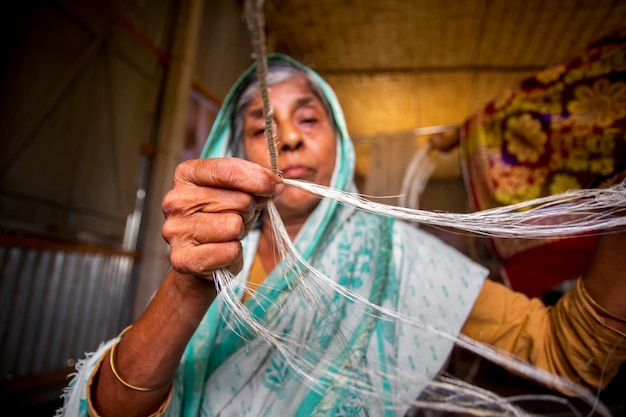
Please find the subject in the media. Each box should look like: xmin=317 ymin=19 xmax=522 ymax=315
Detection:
xmin=162 ymin=186 xmax=258 ymax=226
xmin=162 ymin=158 xmax=282 ymax=280
xmin=173 ymin=157 xmax=283 ymax=196
xmin=169 ymin=240 xmax=245 ymax=277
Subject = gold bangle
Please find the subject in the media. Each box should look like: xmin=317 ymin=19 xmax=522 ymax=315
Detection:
xmin=578 ymin=279 xmax=626 ymax=324
xmin=109 ymin=325 xmax=169 ymax=392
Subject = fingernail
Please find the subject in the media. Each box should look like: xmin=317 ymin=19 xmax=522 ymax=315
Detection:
xmin=274 ymin=183 xmax=285 ymax=194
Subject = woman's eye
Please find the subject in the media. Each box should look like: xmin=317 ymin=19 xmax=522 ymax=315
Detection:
xmin=253 ymin=128 xmax=265 ymax=136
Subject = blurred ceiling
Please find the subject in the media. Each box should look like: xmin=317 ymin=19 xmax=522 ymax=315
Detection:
xmin=262 ymin=0 xmax=626 ymax=177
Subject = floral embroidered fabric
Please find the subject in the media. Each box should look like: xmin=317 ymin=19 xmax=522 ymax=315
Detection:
xmin=460 ymin=30 xmax=626 ymax=297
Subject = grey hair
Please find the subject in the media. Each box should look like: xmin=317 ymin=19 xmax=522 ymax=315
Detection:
xmin=230 ymin=62 xmax=335 ymax=158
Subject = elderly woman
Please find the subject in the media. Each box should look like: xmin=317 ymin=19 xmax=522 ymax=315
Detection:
xmin=59 ymin=55 xmax=626 ymax=417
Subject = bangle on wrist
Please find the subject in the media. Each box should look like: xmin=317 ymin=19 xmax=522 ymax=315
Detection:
xmin=109 ymin=325 xmax=170 ymax=392
xmin=578 ymin=279 xmax=626 ymax=324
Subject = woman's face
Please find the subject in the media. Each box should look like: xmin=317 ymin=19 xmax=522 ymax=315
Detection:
xmin=242 ymin=75 xmax=337 ymax=220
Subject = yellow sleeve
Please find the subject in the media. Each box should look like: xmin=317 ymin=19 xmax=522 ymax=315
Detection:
xmin=241 ymin=253 xmax=268 ymax=303
xmin=461 ymin=279 xmax=626 ymax=391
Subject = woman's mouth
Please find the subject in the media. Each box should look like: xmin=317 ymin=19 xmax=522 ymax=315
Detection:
xmin=281 ymin=164 xmax=311 ymax=179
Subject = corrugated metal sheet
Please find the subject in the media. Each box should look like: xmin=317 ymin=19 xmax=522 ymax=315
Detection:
xmin=0 ymin=242 xmax=134 ymax=379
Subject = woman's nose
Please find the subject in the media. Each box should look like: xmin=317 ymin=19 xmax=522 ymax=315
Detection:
xmin=278 ymin=125 xmax=303 ymax=152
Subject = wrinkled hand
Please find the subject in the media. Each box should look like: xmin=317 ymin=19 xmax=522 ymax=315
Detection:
xmin=162 ymin=158 xmax=283 ymax=279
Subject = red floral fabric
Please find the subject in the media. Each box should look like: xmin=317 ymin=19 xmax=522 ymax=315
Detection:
xmin=460 ymin=31 xmax=626 ymax=297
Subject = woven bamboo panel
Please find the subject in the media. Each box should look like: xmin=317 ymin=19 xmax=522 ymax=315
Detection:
xmin=265 ymin=0 xmax=625 ymax=129
xmin=263 ymin=0 xmax=626 ymax=178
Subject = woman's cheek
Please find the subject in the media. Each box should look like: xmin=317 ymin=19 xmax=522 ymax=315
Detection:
xmin=244 ymin=142 xmax=270 ymax=165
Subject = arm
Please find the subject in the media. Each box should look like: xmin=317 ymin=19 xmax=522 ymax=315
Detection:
xmin=580 ymin=230 xmax=626 ymax=332
xmin=90 ymin=158 xmax=282 ymax=417
xmin=461 ymin=230 xmax=626 ymax=392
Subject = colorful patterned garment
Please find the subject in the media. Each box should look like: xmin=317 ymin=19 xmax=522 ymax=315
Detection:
xmin=59 ymin=54 xmax=487 ymax=417
xmin=460 ymin=31 xmax=626 ymax=298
